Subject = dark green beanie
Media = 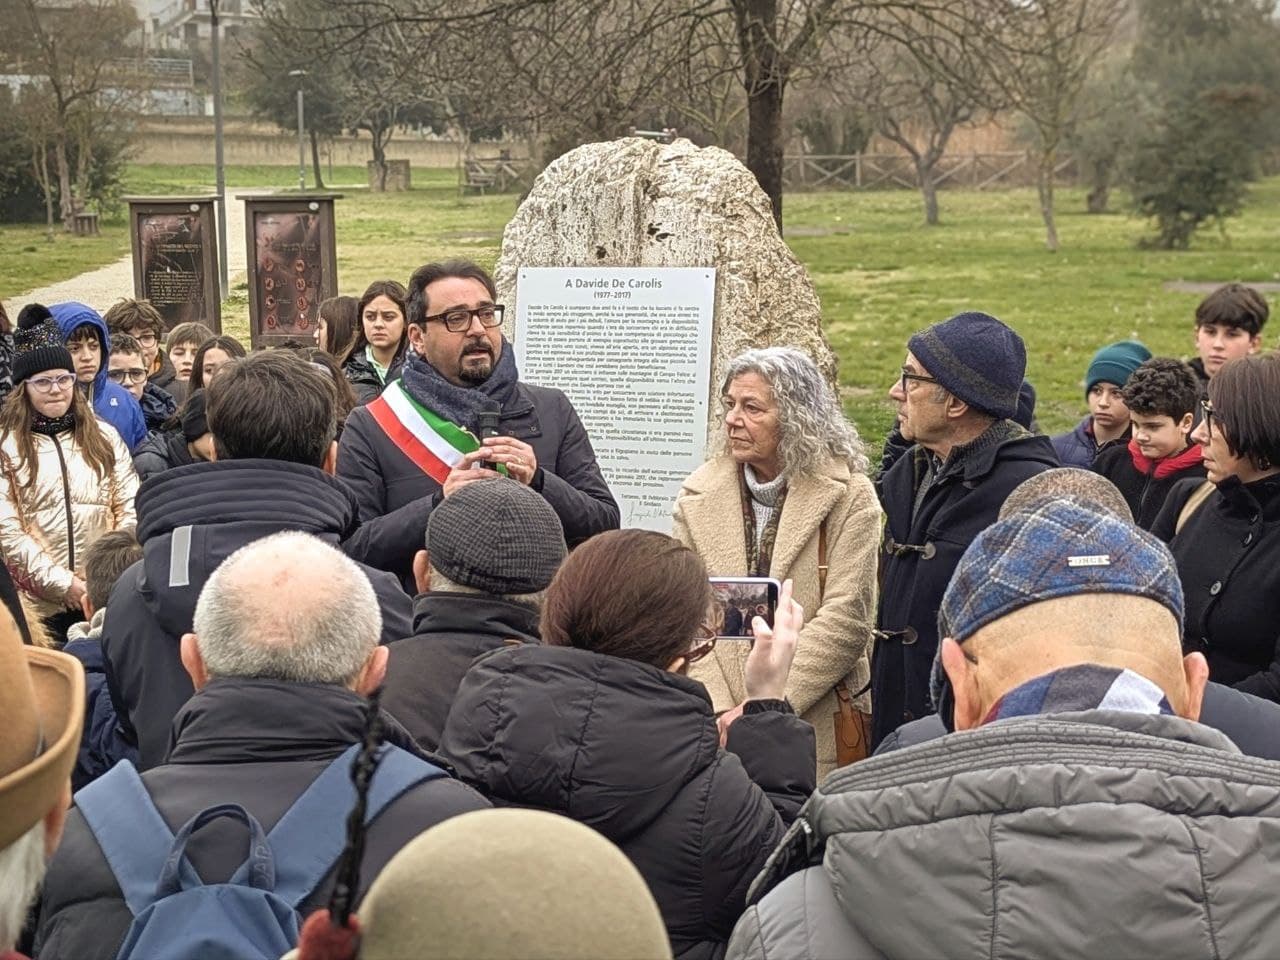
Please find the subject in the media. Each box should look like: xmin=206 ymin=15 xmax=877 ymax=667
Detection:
xmin=1085 ymin=340 xmax=1151 ymax=395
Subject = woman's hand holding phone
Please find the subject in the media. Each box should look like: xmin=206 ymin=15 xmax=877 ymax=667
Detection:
xmin=743 ymin=578 xmax=802 ymax=702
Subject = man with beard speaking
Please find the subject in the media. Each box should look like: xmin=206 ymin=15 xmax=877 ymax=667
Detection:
xmin=339 ymin=260 xmax=619 ymax=586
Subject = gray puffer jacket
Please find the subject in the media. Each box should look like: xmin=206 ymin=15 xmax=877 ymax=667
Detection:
xmin=729 ymin=711 xmax=1280 ymax=960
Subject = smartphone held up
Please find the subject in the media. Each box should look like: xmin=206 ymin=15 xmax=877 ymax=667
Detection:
xmin=709 ymin=577 xmax=781 ymax=641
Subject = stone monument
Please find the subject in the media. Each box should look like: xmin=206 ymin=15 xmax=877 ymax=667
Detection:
xmin=494 ymin=137 xmax=837 ymax=445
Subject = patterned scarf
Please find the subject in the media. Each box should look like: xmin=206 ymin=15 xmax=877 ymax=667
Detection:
xmin=32 ymin=411 xmax=75 ymax=437
xmin=983 ymin=663 xmax=1174 ymax=726
xmin=399 ymin=337 xmax=520 ymax=434
xmin=738 ymin=466 xmax=788 ymax=576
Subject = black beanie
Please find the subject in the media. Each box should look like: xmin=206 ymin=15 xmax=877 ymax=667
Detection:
xmin=181 ymin=389 xmax=209 ymax=441
xmin=13 ymin=304 xmax=74 ymax=385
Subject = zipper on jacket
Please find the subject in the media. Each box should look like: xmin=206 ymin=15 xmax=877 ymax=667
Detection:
xmin=51 ymin=434 xmax=75 ymax=571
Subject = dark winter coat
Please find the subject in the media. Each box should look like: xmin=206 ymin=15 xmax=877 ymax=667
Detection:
xmin=872 ymin=423 xmax=1058 ymax=746
xmin=381 ymin=591 xmax=541 ymax=751
xmin=131 ymin=429 xmax=196 ymax=482
xmin=342 ymin=346 xmax=406 ymax=405
xmin=139 ymin=381 xmax=177 ymax=432
xmin=1093 ymin=439 xmax=1206 ymax=530
xmin=0 ymin=330 xmax=14 ymax=404
xmin=874 ymin=679 xmax=1280 ymax=762
xmin=339 ymin=381 xmax=619 ymax=586
xmin=1189 ymin=357 xmax=1210 ymax=399
xmin=101 ymin=460 xmax=414 ymax=769
xmin=1153 ymin=474 xmax=1280 ymax=701
xmin=50 ymin=303 xmax=147 ymax=451
xmin=1050 ymin=415 xmax=1130 ymax=470
xmin=437 ymin=644 xmax=817 ymax=960
xmin=728 ymin=712 xmax=1280 ymax=960
xmin=62 ymin=614 xmax=138 ymax=792
xmin=148 ymin=350 xmax=186 ymax=405
xmin=35 ymin=679 xmax=488 ymax=960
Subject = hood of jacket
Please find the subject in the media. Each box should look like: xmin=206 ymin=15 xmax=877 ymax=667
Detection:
xmin=140 ymin=381 xmax=177 ymax=427
xmin=134 ymin=459 xmax=362 ymax=637
xmin=769 ymin=711 xmax=1280 ymax=958
xmin=440 ymin=644 xmax=719 ymax=842
xmin=135 ymin=429 xmax=195 ymax=470
xmin=50 ymin=301 xmax=111 ymax=398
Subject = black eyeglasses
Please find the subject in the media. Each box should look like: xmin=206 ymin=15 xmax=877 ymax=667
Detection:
xmin=686 ymin=623 xmax=718 ymax=664
xmin=107 ymin=368 xmax=148 ymax=385
xmin=1201 ymin=399 xmax=1216 ymax=439
xmin=423 ymin=304 xmax=505 ymax=333
xmin=900 ymin=369 xmax=939 ymax=394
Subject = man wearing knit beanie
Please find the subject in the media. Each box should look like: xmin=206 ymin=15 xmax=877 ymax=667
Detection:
xmin=732 ymin=498 xmax=1280 ymax=960
xmin=380 ymin=477 xmax=566 ymax=750
xmin=1051 ymin=340 xmax=1152 ymax=469
xmin=872 ymin=310 xmax=1058 ymax=748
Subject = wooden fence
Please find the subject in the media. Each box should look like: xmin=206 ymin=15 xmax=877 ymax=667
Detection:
xmin=783 ymin=151 xmax=1078 ymax=192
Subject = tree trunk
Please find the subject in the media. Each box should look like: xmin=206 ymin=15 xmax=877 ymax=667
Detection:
xmin=1085 ymin=158 xmax=1111 ymax=213
xmin=1086 ymin=183 xmax=1110 ymax=214
xmin=309 ymin=127 xmax=325 ymax=189
xmin=735 ymin=0 xmax=786 ymax=231
xmin=919 ymin=159 xmax=940 ymax=226
xmin=371 ymin=132 xmax=388 ymax=192
xmin=1037 ymin=149 xmax=1060 ymax=252
xmin=54 ymin=134 xmax=74 ymax=231
xmin=745 ymin=77 xmax=786 ymax=231
xmin=33 ymin=142 xmax=55 ymax=240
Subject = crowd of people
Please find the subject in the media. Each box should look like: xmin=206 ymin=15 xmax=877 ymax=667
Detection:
xmin=2 ymin=264 xmax=1280 ymax=960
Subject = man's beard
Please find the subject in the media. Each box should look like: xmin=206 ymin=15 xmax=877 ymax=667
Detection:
xmin=458 ymin=338 xmax=494 ymax=385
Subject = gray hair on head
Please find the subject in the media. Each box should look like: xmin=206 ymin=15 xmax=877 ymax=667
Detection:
xmin=193 ymin=531 xmax=381 ymax=687
xmin=720 ymin=346 xmax=869 ymax=477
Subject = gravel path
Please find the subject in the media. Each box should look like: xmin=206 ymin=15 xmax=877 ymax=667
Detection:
xmin=2 ymin=188 xmax=276 ymax=318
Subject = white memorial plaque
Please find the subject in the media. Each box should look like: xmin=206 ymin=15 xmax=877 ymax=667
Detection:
xmin=515 ymin=267 xmax=716 ymax=533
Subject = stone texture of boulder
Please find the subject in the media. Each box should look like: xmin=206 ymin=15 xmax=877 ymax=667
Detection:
xmin=494 ymin=137 xmax=837 ymax=441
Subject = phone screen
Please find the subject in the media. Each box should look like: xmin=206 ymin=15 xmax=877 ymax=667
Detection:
xmin=709 ymin=577 xmax=781 ymax=640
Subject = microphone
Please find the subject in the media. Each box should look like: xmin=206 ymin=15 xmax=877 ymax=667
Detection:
xmin=476 ymin=401 xmax=501 ymax=470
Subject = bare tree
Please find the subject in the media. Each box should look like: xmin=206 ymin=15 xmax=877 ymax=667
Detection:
xmin=977 ymin=0 xmax=1128 ymax=250
xmin=9 ymin=0 xmax=140 ymax=229
xmin=829 ymin=8 xmax=994 ymax=225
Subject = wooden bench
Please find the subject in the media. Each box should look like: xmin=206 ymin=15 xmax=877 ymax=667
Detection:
xmin=73 ymin=212 xmax=100 ymax=236
xmin=463 ymin=160 xmax=498 ymax=195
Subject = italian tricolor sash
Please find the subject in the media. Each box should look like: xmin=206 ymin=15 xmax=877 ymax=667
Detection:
xmin=367 ymin=381 xmax=502 ymax=483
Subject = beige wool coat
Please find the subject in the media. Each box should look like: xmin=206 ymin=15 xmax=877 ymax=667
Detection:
xmin=672 ymin=455 xmax=882 ymax=780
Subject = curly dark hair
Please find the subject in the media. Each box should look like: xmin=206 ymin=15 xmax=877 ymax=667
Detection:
xmin=1121 ymin=358 xmax=1200 ymax=421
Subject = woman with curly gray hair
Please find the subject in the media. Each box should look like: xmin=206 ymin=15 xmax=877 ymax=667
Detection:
xmin=673 ymin=346 xmax=883 ymax=779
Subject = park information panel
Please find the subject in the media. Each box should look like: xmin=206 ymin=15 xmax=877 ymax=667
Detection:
xmin=515 ymin=266 xmax=716 ymax=533
xmin=126 ymin=196 xmax=221 ymax=331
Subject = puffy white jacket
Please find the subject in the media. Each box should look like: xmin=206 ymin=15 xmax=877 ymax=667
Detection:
xmin=0 ymin=422 xmax=138 ymax=619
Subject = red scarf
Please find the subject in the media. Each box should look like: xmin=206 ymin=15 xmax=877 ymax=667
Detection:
xmin=1128 ymin=438 xmax=1203 ymax=479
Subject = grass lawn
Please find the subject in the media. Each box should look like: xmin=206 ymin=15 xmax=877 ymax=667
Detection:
xmin=0 ymin=224 xmax=132 ymax=301
xmin=5 ymin=162 xmax=1279 ymax=449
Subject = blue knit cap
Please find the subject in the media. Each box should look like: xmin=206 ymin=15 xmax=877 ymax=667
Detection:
xmin=908 ymin=311 xmax=1026 ymax=420
xmin=940 ymin=499 xmax=1184 ymax=645
xmin=1085 ymin=340 xmax=1151 ymax=396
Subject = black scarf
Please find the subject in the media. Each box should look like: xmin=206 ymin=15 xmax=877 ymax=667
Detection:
xmin=399 ymin=338 xmax=521 ymax=434
xmin=32 ymin=411 xmax=74 ymax=436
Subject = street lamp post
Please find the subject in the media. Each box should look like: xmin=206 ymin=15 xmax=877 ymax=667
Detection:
xmin=210 ymin=0 xmax=228 ymax=297
xmin=288 ymin=69 xmax=308 ymax=191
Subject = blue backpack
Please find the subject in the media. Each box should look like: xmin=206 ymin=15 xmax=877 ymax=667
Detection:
xmin=75 ymin=744 xmax=445 ymax=960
